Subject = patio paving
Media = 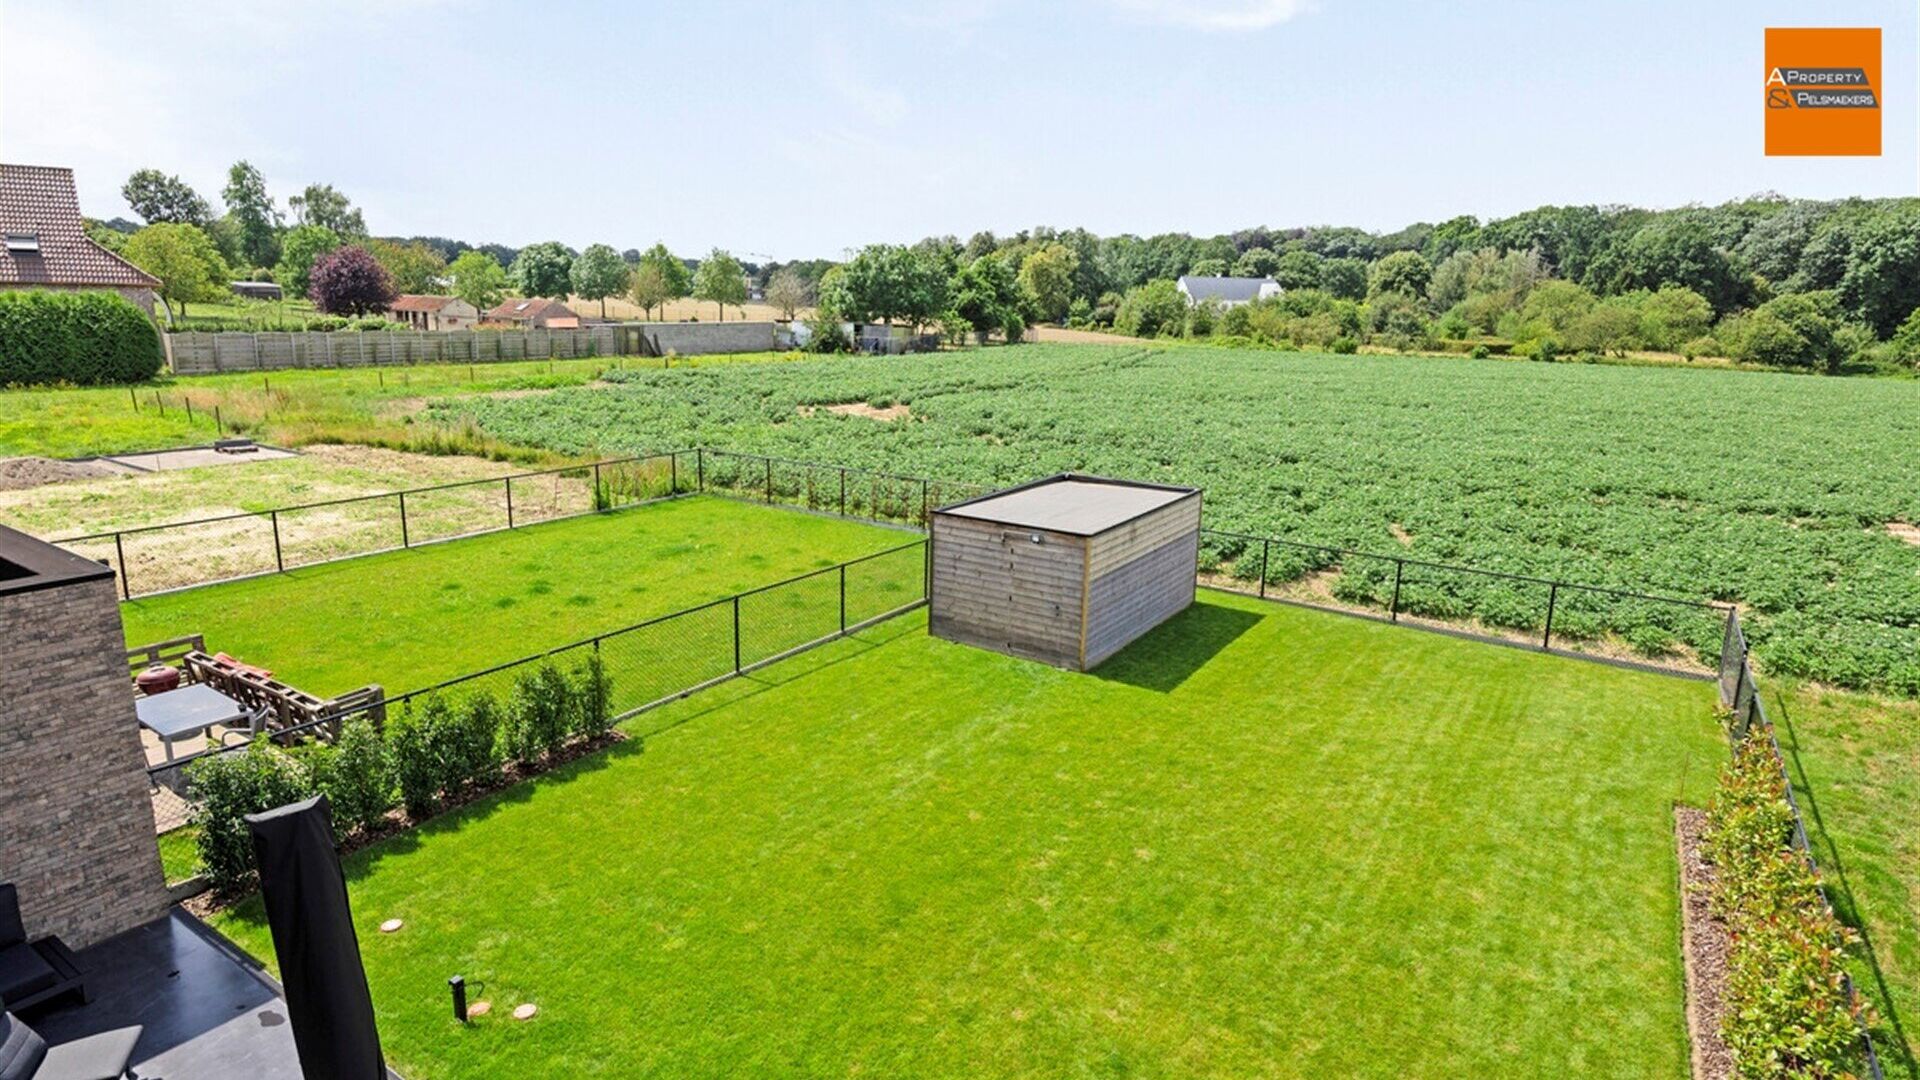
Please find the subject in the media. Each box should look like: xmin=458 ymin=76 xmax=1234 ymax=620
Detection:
xmin=27 ymin=909 xmax=304 ymax=1079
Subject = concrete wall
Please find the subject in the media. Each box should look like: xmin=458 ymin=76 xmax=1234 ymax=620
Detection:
xmin=622 ymin=320 xmax=779 ymax=356
xmin=0 ymin=572 xmax=168 ymax=947
xmin=167 ymin=320 xmax=784 ymax=373
xmin=929 ymin=515 xmax=1087 ymax=668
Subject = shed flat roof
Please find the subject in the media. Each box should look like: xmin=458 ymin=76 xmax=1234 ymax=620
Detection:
xmin=937 ymin=475 xmax=1197 ymax=536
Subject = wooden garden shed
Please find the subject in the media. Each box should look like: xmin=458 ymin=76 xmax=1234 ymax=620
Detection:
xmin=929 ymin=474 xmax=1202 ymax=671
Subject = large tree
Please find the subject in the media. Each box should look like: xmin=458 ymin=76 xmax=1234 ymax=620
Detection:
xmin=122 ymin=223 xmax=231 ymax=319
xmin=1273 ymin=250 xmax=1324 ymax=291
xmin=308 ymin=245 xmax=396 ymax=315
xmin=1017 ymin=243 xmax=1079 ymax=323
xmin=950 ymin=255 xmax=1024 ymax=339
xmin=636 ymin=243 xmax=691 ymax=304
xmin=1835 ymin=211 xmax=1920 ymax=337
xmin=1366 ymin=250 xmax=1433 ymax=301
xmin=691 ymin=249 xmax=748 ymax=320
xmin=121 ymin=169 xmax=210 ymax=226
xmin=509 ymin=242 xmax=574 ymax=299
xmin=823 ymin=244 xmax=948 ymax=329
xmin=272 ymin=224 xmax=341 ymax=296
xmin=570 ymin=243 xmax=630 ymax=318
xmin=288 ymin=183 xmax=366 ymax=238
xmin=628 ymin=262 xmax=673 ymax=320
xmin=221 ymin=160 xmax=282 ymax=269
xmin=369 ymin=239 xmax=447 ymax=295
xmin=448 ymin=250 xmax=508 ymax=312
xmin=764 ymin=267 xmax=810 ymax=321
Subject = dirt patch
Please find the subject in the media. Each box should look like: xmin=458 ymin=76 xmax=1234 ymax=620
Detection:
xmin=800 ymin=401 xmax=912 ymax=422
xmin=1388 ymin=523 xmax=1413 ymax=547
xmin=1028 ymin=325 xmax=1156 ymax=346
xmin=0 ymin=456 xmax=116 ymax=491
xmin=1675 ymin=805 xmax=1735 ymax=1080
xmin=1886 ymin=521 xmax=1920 ymax=547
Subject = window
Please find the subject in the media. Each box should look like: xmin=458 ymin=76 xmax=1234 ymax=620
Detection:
xmin=3 ymin=232 xmax=40 ymax=253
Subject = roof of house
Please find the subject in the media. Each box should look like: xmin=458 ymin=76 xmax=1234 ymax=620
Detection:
xmin=390 ymin=294 xmax=464 ymax=313
xmin=0 ymin=164 xmax=159 ymax=288
xmin=485 ymin=297 xmax=576 ymax=321
xmin=936 ymin=474 xmax=1199 ymax=536
xmin=1176 ymin=275 xmax=1276 ymax=303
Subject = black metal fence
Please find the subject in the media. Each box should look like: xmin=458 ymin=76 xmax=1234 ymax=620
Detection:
xmin=696 ymin=448 xmax=991 ymax=529
xmin=1717 ymin=610 xmax=1884 ymax=1079
xmin=146 ymin=539 xmax=928 ymax=833
xmin=1199 ymin=528 xmax=1730 ymax=676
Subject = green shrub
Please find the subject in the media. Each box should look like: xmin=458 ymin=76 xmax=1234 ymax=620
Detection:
xmin=1468 ymin=344 xmax=1491 ymax=359
xmin=0 ymin=290 xmax=164 ymax=385
xmin=1329 ymin=336 xmax=1358 ymax=354
xmin=443 ymin=694 xmax=501 ymax=789
xmin=573 ymin=654 xmax=614 ymax=738
xmin=303 ymin=717 xmax=393 ymax=839
xmin=1705 ymin=732 xmax=1870 ymax=1078
xmin=387 ymin=697 xmax=449 ymax=817
xmin=508 ymin=662 xmax=575 ymax=757
xmin=186 ymin=739 xmax=314 ymax=892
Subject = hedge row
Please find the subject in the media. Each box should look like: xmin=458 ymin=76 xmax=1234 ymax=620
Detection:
xmin=188 ymin=655 xmax=611 ymax=893
xmin=1704 ymin=731 xmax=1871 ymax=1079
xmin=0 ymin=289 xmax=164 ymax=385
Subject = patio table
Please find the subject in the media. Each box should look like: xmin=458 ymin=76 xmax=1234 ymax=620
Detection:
xmin=136 ymin=683 xmax=252 ymax=762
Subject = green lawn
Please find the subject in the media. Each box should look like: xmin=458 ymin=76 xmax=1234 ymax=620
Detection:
xmin=1773 ymin=685 xmax=1920 ymax=1073
xmin=211 ymin=591 xmax=1719 ymax=1078
xmin=121 ymin=496 xmax=910 ymax=698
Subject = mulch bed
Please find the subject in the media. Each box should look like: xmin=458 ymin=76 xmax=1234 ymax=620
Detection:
xmin=1675 ymin=805 xmax=1735 ymax=1080
xmin=182 ymin=729 xmax=629 ymax=919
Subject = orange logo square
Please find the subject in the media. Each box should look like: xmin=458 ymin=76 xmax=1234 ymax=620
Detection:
xmin=1766 ymin=27 xmax=1881 ymax=156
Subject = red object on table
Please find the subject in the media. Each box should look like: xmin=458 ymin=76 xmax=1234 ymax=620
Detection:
xmin=136 ymin=664 xmax=182 ymax=695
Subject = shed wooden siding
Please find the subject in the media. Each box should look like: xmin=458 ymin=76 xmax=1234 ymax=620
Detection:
xmin=1083 ymin=530 xmax=1200 ymax=668
xmin=929 ymin=514 xmax=1085 ymax=667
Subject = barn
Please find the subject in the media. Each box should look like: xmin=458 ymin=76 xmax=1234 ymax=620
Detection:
xmin=928 ymin=475 xmax=1202 ymax=671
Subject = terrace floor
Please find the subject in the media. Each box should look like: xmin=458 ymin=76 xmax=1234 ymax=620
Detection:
xmin=30 ymin=911 xmax=305 ymax=1078
xmin=206 ymin=591 xmax=1720 ymax=1078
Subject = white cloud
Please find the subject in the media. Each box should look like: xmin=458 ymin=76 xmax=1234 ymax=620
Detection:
xmin=1106 ymin=0 xmax=1311 ymax=31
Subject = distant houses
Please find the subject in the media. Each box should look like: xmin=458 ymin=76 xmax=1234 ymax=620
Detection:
xmin=0 ymin=163 xmax=161 ymax=315
xmin=484 ymin=297 xmax=579 ymax=329
xmin=389 ymin=294 xmax=479 ymax=330
xmin=1176 ymin=275 xmax=1281 ymax=307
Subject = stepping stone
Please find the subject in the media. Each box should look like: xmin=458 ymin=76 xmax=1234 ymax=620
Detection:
xmin=379 ymin=919 xmax=404 ymax=933
xmin=513 ymin=1003 xmax=538 ymax=1021
xmin=467 ymin=1001 xmax=492 ymax=1017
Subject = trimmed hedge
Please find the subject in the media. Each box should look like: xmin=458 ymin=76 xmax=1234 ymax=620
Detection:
xmin=0 ymin=289 xmax=164 ymax=385
xmin=1705 ymin=731 xmax=1871 ymax=1079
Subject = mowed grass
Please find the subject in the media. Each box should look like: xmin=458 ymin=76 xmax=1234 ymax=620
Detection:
xmin=120 ymin=496 xmax=910 ymax=697
xmin=210 ymin=591 xmax=1719 ymax=1078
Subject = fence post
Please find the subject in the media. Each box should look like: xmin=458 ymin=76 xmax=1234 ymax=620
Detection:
xmin=920 ymin=479 xmax=929 ymax=528
xmin=1389 ymin=559 xmax=1403 ymax=621
xmin=505 ymin=477 xmax=515 ymax=528
xmin=839 ymin=468 xmax=847 ymax=517
xmin=697 ymin=448 xmax=705 ymax=492
xmin=732 ymin=595 xmax=742 ymax=673
xmin=399 ymin=492 xmax=410 ymax=548
xmin=671 ymin=452 xmax=678 ymax=495
xmin=839 ymin=564 xmax=847 ymax=633
xmin=271 ymin=510 xmax=284 ymax=572
xmin=114 ymin=533 xmax=130 ymax=600
xmin=1258 ymin=539 xmax=1270 ymax=599
xmin=594 ymin=462 xmax=604 ymax=511
xmin=765 ymin=457 xmax=773 ymax=503
xmin=1542 ymin=582 xmax=1559 ymax=650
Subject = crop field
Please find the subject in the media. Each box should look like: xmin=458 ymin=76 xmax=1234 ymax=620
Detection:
xmin=210 ymin=593 xmax=1720 ymax=1079
xmin=121 ymin=495 xmax=910 ymax=698
xmin=431 ymin=343 xmax=1920 ymax=694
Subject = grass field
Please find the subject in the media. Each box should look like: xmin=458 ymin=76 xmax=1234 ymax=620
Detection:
xmin=120 ymin=496 xmax=909 ymax=698
xmin=433 ymin=343 xmax=1920 ymax=696
xmin=209 ymin=592 xmax=1718 ymax=1078
xmin=0 ymin=352 xmax=811 ymax=463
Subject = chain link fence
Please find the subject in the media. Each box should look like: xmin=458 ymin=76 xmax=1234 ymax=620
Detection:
xmin=144 ymin=540 xmax=927 ymax=836
xmin=1199 ymin=529 xmax=1729 ymax=675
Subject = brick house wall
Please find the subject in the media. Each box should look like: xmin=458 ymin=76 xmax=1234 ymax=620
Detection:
xmin=0 ymin=545 xmax=168 ymax=947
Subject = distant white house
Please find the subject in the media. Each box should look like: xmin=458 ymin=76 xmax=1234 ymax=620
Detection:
xmin=1176 ymin=275 xmax=1281 ymax=307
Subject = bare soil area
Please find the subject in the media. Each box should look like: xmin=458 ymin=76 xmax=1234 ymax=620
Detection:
xmin=800 ymin=401 xmax=913 ymax=422
xmin=1886 ymin=521 xmax=1920 ymax=547
xmin=0 ymin=456 xmax=117 ymax=491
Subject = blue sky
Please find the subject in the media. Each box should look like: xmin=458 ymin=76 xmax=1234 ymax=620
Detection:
xmin=2 ymin=0 xmax=1914 ymax=260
